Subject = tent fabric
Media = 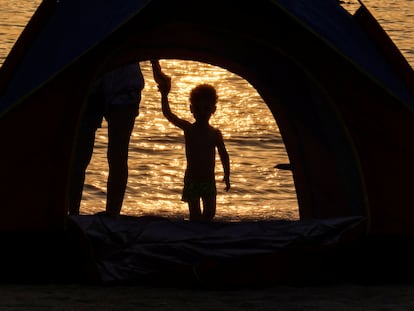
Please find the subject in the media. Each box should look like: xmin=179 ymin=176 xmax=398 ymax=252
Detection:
xmin=70 ymin=214 xmax=366 ymax=285
xmin=0 ymin=0 xmax=371 ymax=231
xmin=0 ymin=0 xmax=151 ymax=114
xmin=275 ymin=0 xmax=414 ymax=107
xmin=1 ymin=0 xmax=413 ymax=114
xmin=0 ymin=0 xmax=414 ymax=280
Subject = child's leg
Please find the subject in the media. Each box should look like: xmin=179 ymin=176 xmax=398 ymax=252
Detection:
xmin=188 ymin=200 xmax=202 ymax=221
xmin=201 ymin=195 xmax=216 ymax=222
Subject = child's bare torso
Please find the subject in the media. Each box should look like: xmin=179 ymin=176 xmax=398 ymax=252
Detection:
xmin=184 ymin=123 xmax=219 ymax=181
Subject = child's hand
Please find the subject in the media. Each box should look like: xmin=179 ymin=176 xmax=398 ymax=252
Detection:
xmin=223 ymin=176 xmax=230 ymax=192
xmin=151 ymin=60 xmax=171 ymax=95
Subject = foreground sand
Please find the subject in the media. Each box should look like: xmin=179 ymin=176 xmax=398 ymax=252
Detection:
xmin=0 ymin=283 xmax=414 ymax=310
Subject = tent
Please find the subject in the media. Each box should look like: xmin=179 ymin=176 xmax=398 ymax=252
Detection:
xmin=0 ymin=0 xmax=414 ymax=285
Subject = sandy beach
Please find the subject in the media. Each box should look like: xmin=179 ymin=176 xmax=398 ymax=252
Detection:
xmin=0 ymin=283 xmax=414 ymax=310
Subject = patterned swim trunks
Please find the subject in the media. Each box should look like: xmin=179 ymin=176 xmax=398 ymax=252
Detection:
xmin=181 ymin=177 xmax=217 ymax=202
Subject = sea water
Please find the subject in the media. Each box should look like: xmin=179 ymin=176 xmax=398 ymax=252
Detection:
xmin=0 ymin=0 xmax=413 ymax=221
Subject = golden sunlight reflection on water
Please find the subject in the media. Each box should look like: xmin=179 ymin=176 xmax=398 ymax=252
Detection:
xmin=83 ymin=60 xmax=299 ymax=221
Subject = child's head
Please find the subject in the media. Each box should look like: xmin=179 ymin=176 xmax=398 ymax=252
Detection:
xmin=189 ymin=84 xmax=218 ymax=120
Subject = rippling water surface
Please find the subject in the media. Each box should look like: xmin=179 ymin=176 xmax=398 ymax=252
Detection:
xmin=1 ymin=0 xmax=413 ymax=221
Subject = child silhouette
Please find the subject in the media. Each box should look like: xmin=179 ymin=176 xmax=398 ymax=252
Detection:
xmin=152 ymin=60 xmax=230 ymax=221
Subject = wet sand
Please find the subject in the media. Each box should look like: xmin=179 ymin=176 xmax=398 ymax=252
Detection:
xmin=1 ymin=283 xmax=414 ymax=310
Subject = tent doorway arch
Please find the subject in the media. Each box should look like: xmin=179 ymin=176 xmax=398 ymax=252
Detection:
xmin=76 ymin=0 xmax=367 ymax=221
xmin=75 ymin=40 xmax=367 ymax=222
xmin=78 ymin=59 xmax=300 ymax=221
xmin=0 ymin=0 xmax=381 ymax=232
xmin=8 ymin=0 xmax=414 ymax=283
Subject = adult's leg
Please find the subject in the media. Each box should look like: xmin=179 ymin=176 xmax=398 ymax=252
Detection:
xmin=105 ymin=104 xmax=137 ymax=215
xmin=69 ymin=127 xmax=97 ymax=215
xmin=201 ymin=195 xmax=216 ymax=221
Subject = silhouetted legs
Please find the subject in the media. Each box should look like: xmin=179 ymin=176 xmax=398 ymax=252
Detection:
xmin=201 ymin=196 xmax=216 ymax=221
xmin=105 ymin=104 xmax=137 ymax=215
xmin=188 ymin=195 xmax=216 ymax=221
xmin=69 ymin=101 xmax=137 ymax=216
xmin=69 ymin=121 xmax=97 ymax=215
xmin=188 ymin=200 xmax=202 ymax=221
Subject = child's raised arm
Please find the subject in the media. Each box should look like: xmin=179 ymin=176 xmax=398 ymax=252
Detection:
xmin=151 ymin=60 xmax=190 ymax=130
